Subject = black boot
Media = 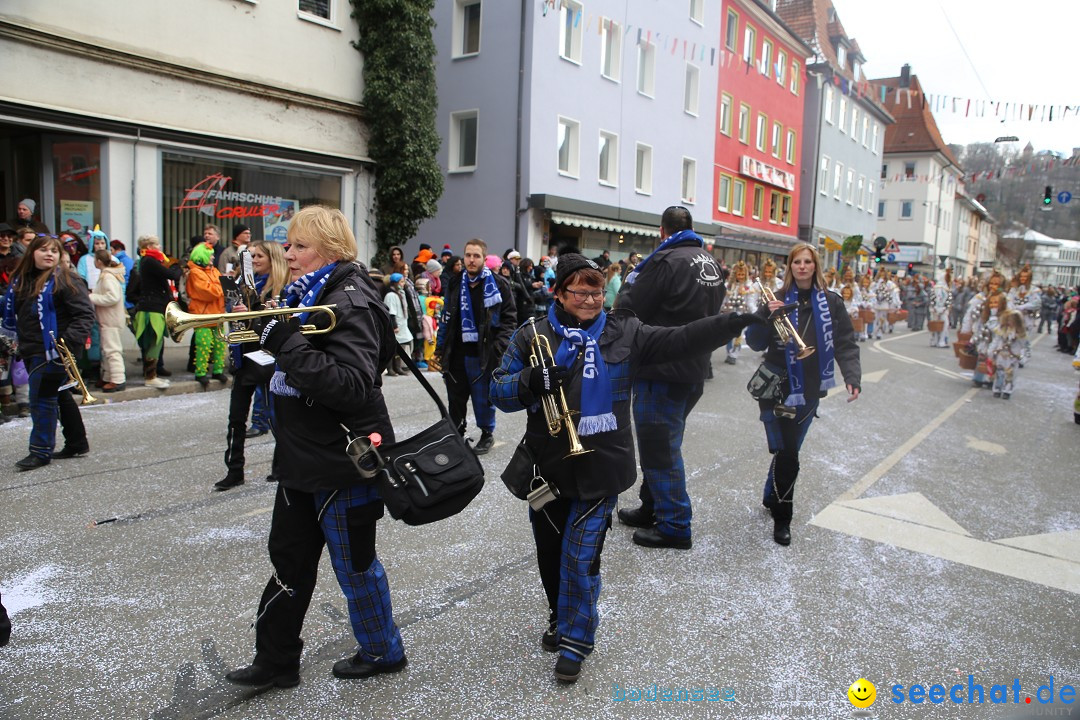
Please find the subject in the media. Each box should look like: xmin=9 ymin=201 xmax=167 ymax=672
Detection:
xmin=772 ymin=502 xmax=792 ymax=546
xmin=770 ymin=451 xmax=799 ymax=546
xmin=617 ymin=504 xmax=655 ymax=528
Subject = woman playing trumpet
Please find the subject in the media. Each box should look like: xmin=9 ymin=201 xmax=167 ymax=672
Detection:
xmin=0 ymin=235 xmax=95 ymax=470
xmin=490 ymin=254 xmax=763 ymax=684
xmin=746 ymin=243 xmax=861 ymax=546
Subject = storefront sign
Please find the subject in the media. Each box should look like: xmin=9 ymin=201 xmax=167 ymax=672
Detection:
xmin=59 ymin=200 xmax=94 ymax=234
xmin=175 ymin=173 xmax=289 ymax=220
xmin=263 ymin=199 xmax=298 ymax=242
xmin=739 ymin=156 xmax=795 ymax=191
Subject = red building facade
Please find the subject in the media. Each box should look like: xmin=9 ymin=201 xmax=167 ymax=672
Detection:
xmin=713 ymin=0 xmax=811 ymax=248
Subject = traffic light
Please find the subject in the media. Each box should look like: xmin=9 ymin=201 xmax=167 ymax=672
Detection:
xmin=874 ymin=249 xmax=884 ymax=263
xmin=1044 ymin=186 xmax=1053 ymax=206
xmin=907 ymin=262 xmax=914 ymax=274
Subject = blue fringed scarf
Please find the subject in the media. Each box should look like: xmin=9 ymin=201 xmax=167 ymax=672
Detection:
xmin=270 ymin=263 xmax=338 ymax=397
xmin=623 ymin=229 xmax=703 ymax=286
xmin=1 ymin=277 xmax=60 ymax=361
xmin=459 ymin=267 xmax=502 ymax=342
xmin=782 ymin=285 xmax=836 ymax=406
xmin=230 ymin=274 xmax=269 ymax=370
xmin=547 ymin=304 xmax=616 ymax=436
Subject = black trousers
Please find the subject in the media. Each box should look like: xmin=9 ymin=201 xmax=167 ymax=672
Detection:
xmin=224 ymin=378 xmax=263 ymax=480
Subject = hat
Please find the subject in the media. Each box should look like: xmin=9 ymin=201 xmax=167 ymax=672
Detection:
xmin=91 ymin=228 xmax=109 ymax=245
xmin=425 ymin=259 xmax=442 ymax=274
xmin=507 ymin=250 xmax=521 ymax=260
xmin=554 ymin=253 xmax=600 ymax=291
xmin=232 ymin=224 xmax=250 ymax=239
xmin=0 ymin=222 xmax=13 ymax=234
xmin=419 ymin=243 xmax=432 ymax=252
xmin=190 ymin=244 xmax=214 ymax=267
xmin=18 ymin=198 xmax=36 ymax=214
xmin=441 ymin=244 xmax=453 ymax=257
xmin=389 ymin=272 xmax=404 ymax=283
xmin=110 ymin=239 xmax=125 ymax=251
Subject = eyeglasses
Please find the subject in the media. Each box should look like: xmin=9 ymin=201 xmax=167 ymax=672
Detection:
xmin=565 ymin=289 xmax=603 ymax=303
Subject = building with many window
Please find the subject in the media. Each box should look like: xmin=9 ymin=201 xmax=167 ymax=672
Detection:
xmin=418 ymin=0 xmax=724 ymax=263
xmin=1 ymin=0 xmax=374 ymax=260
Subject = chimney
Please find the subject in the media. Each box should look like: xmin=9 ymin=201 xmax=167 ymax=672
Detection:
xmin=899 ymin=64 xmax=911 ymax=88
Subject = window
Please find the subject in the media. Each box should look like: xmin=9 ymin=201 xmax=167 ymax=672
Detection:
xmin=861 ymin=116 xmax=869 ymax=146
xmin=781 ymin=195 xmax=791 ymax=226
xmin=685 ymin=65 xmax=701 ymax=116
xmin=853 ymin=60 xmax=862 ymax=81
xmin=743 ymin=24 xmax=756 ymax=65
xmin=824 ymin=85 xmax=834 ymax=124
xmin=819 ymin=156 xmax=830 ymax=195
xmin=850 ymin=107 xmax=859 ymax=138
xmin=846 ymin=168 xmax=855 ymax=204
xmin=867 ymin=182 xmax=874 ymax=214
xmin=732 ymin=179 xmax=746 ymax=216
xmin=790 ymin=61 xmax=799 ymax=94
xmin=837 ymin=45 xmax=847 ymax=70
xmin=901 ymin=199 xmax=914 ymax=218
xmin=601 ymin=18 xmax=621 ymax=80
xmin=833 ymin=162 xmax=843 ymax=198
xmin=838 ymin=97 xmax=847 ymax=134
xmin=785 ymin=129 xmax=796 ymax=164
xmin=725 ymin=9 xmax=739 ymax=51
xmin=752 ymin=185 xmax=764 ymax=220
xmin=904 ymin=161 xmax=916 ymax=179
xmin=717 ymin=174 xmax=732 ymax=212
xmin=881 ymin=162 xmax=887 ymax=179
xmin=598 ymin=131 xmax=618 ymax=186
xmin=452 ymin=0 xmax=481 ymax=57
xmin=877 ymin=200 xmax=886 ymax=219
xmin=756 ymin=113 xmax=767 ymax=152
xmin=299 ymin=0 xmax=331 ymax=20
xmin=559 ymin=1 xmax=583 ymax=63
xmin=777 ymin=51 xmax=787 ymax=85
xmin=719 ymin=93 xmax=732 ymax=135
xmin=856 ymin=175 xmax=865 ymax=209
xmin=637 ymin=41 xmax=656 ymax=97
xmin=761 ymin=39 xmax=772 ymax=77
xmin=557 ymin=116 xmax=580 ymax=177
xmin=738 ymin=103 xmax=750 ymax=144
xmin=449 ymin=110 xmax=478 ymax=172
xmin=681 ymin=157 xmax=696 ymax=203
xmin=771 ymin=121 xmax=781 ymax=158
xmin=689 ymin=0 xmax=704 ymax=25
xmin=872 ymin=123 xmax=880 ymax=154
xmin=635 ymin=143 xmax=652 ymax=194
xmin=769 ymin=192 xmax=780 ymax=223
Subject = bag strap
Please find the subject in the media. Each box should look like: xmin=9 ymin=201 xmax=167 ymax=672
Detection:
xmin=394 ymin=344 xmax=452 ymax=421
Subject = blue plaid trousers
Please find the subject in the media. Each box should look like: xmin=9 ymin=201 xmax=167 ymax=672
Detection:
xmin=632 ymin=379 xmax=703 ymax=539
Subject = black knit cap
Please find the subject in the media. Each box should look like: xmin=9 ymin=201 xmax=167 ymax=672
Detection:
xmin=554 ymin=253 xmax=600 ymax=292
xmin=232 ymin=224 xmax=250 ymax=239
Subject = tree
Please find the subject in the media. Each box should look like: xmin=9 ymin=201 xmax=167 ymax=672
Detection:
xmin=351 ymin=0 xmax=443 ymax=268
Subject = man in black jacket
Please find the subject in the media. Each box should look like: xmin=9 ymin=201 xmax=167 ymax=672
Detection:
xmin=615 ymin=206 xmax=725 ymax=549
xmin=435 ymin=238 xmax=517 ymax=455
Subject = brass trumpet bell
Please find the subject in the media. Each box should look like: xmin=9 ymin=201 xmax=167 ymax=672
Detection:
xmin=164 ymin=302 xmax=337 ymax=343
xmin=754 ymin=281 xmax=815 ymax=359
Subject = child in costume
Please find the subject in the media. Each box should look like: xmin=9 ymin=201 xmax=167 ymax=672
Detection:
xmin=988 ymin=308 xmax=1025 ymax=399
xmin=423 ymin=295 xmax=443 ymax=370
xmin=1006 ymin=264 xmax=1039 ymax=366
xmin=186 ymin=243 xmax=226 ymax=388
xmin=870 ymin=270 xmax=900 ymax=339
xmin=971 ymin=291 xmax=1006 ymax=389
xmin=928 ymin=273 xmax=952 ymax=348
xmin=723 ymin=261 xmax=757 ymax=365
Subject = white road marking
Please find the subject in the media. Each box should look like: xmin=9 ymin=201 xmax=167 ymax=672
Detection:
xmin=996 ymin=529 xmax=1080 ymax=562
xmin=861 ymin=369 xmax=889 ymax=383
xmin=965 ymin=435 xmax=1007 ymax=455
xmin=239 ymin=507 xmax=273 ymax=518
xmin=837 ymin=492 xmax=971 ymax=536
xmin=873 ymin=331 xmax=968 ymax=379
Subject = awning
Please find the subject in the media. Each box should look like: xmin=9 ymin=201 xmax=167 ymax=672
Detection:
xmin=822 ymin=236 xmax=842 ymax=251
xmin=550 ymin=211 xmax=661 ymax=239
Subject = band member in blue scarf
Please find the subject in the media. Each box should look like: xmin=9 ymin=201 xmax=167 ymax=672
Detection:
xmin=434 ymin=238 xmax=516 ymax=454
xmin=746 ymin=243 xmax=861 ymax=546
xmin=491 ymin=254 xmax=763 ymax=684
xmin=0 ymin=235 xmax=95 ymax=470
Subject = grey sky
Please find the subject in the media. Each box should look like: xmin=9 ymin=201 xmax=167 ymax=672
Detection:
xmin=826 ymin=0 xmax=1078 ymax=157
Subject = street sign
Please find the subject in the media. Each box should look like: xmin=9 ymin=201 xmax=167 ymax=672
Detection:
xmin=887 ymin=253 xmax=896 ymax=262
xmin=1058 ymin=191 xmax=1072 ymax=204
xmin=874 ymin=236 xmax=887 ymax=250
xmin=884 ymin=239 xmax=901 ymax=254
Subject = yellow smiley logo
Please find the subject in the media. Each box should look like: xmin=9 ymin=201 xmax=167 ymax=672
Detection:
xmin=848 ymin=678 xmax=876 ymax=708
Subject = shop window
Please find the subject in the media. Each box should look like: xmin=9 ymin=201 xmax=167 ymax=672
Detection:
xmin=52 ymin=140 xmax=102 ymax=237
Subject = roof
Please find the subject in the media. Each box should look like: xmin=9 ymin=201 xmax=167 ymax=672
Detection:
xmin=872 ymin=71 xmax=962 ymax=169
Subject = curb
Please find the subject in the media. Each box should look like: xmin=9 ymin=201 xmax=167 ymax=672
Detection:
xmin=90 ymin=377 xmax=232 ymax=405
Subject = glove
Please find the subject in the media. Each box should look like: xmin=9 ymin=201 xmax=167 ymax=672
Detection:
xmin=253 ymin=316 xmax=301 ymax=354
xmin=526 ymin=364 xmax=569 ymax=397
xmin=730 ymin=312 xmax=766 ymax=333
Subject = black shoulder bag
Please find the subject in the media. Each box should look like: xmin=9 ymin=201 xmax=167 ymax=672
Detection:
xmin=345 ymin=345 xmax=485 ymax=526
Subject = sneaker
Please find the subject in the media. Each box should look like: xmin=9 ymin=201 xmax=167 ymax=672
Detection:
xmin=145 ymin=377 xmax=170 ymax=390
xmin=101 ymin=382 xmax=126 ymax=393
xmin=473 ymin=432 xmax=494 ymax=455
xmin=554 ymin=655 xmax=582 ymax=683
xmin=724 ymin=356 xmax=737 ymax=365
xmin=1002 ymin=393 xmax=1011 ymax=400
xmin=415 ymin=361 xmax=428 ymax=369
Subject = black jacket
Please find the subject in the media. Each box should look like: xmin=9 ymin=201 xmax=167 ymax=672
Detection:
xmin=436 ymin=271 xmax=517 ymax=374
xmin=491 ymin=308 xmax=746 ymax=500
xmin=13 ymin=271 xmax=95 ymax=360
xmin=133 ymin=254 xmax=183 ymax=314
xmin=615 ymin=238 xmax=725 ymax=383
xmin=269 ymin=262 xmax=397 ymax=492
xmin=746 ymin=286 xmax=861 ymax=397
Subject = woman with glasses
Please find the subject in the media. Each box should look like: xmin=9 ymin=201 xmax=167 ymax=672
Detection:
xmin=745 ymin=243 xmax=861 ymax=546
xmin=490 ymin=254 xmax=763 ymax=684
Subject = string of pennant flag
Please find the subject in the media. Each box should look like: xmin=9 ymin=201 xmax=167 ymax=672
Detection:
xmin=540 ymin=1 xmax=1080 ymax=125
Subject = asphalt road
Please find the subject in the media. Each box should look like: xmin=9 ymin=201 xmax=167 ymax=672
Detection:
xmin=1 ymin=327 xmax=1077 ymax=720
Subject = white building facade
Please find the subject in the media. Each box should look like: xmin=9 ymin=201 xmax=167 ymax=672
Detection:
xmin=0 ymin=0 xmax=375 ymax=260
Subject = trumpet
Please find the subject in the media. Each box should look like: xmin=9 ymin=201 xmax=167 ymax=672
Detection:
xmin=754 ymin=281 xmax=815 ymax=359
xmin=49 ymin=332 xmax=97 ymax=405
xmin=164 ymin=302 xmax=338 ymax=343
xmin=525 ymin=317 xmax=591 ymax=458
